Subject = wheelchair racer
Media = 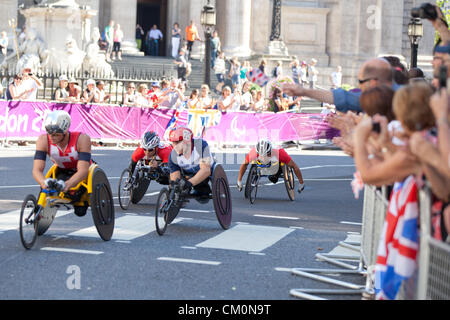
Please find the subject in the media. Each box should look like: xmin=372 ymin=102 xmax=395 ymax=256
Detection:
xmin=237 ymin=139 xmax=305 ymax=194
xmin=167 ymin=127 xmax=214 ymax=201
xmin=127 ymin=131 xmax=173 ymax=177
xmin=32 ymin=110 xmax=93 ymax=216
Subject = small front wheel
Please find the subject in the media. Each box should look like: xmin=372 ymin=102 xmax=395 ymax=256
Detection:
xmin=19 ymin=194 xmax=39 ymax=250
xmin=155 ymin=188 xmax=170 ymax=236
xmin=118 ymin=168 xmax=133 ymax=210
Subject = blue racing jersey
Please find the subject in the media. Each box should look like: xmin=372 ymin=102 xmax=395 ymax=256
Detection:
xmin=168 ymin=139 xmax=215 ymax=176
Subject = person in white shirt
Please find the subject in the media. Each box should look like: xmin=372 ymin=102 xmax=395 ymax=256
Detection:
xmin=95 ymin=80 xmax=111 ymax=104
xmin=0 ymin=31 xmax=8 ymax=57
xmin=20 ymin=67 xmax=42 ymax=101
xmin=308 ymin=58 xmax=319 ymax=89
xmin=199 ymin=84 xmax=215 ymax=110
xmin=329 ymin=66 xmax=342 ymax=89
xmin=214 ymin=51 xmax=226 ymax=94
xmin=148 ymin=25 xmax=163 ymax=56
xmin=218 ymin=86 xmax=240 ymax=112
xmin=240 ymin=81 xmax=253 ymax=111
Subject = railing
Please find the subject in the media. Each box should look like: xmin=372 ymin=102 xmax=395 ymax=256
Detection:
xmin=0 ymin=67 xmax=177 ymax=104
xmin=290 ymin=183 xmax=450 ymax=300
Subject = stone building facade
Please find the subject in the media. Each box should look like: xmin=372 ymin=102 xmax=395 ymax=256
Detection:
xmin=1 ymin=0 xmax=438 ymax=85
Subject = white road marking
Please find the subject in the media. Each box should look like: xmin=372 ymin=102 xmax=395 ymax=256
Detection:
xmin=254 ymin=214 xmax=299 ymax=220
xmin=68 ymin=215 xmax=184 ymax=240
xmin=249 ymin=252 xmax=266 ymax=256
xmin=340 ymin=221 xmax=362 ymax=226
xmin=196 ymin=224 xmax=294 ymax=252
xmin=0 ymin=209 xmax=72 ymax=232
xmin=274 ymin=267 xmax=293 ymax=272
xmin=289 ymin=226 xmax=304 ymax=230
xmin=157 ymin=257 xmax=221 ymax=266
xmin=181 ymin=246 xmax=197 ymax=250
xmin=180 ymin=208 xmax=211 ymax=213
xmin=40 ymin=247 xmax=103 ymax=255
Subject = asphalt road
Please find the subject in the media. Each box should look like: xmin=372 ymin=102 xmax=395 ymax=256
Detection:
xmin=0 ymin=147 xmax=364 ymax=300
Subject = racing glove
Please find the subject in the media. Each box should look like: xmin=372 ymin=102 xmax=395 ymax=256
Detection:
xmin=237 ymin=180 xmax=243 ymax=192
xmin=298 ymin=183 xmax=305 ymax=194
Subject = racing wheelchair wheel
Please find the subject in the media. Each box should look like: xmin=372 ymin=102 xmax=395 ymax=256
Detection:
xmin=90 ymin=167 xmax=115 ymax=241
xmin=283 ymin=164 xmax=295 ymax=201
xmin=245 ymin=165 xmax=259 ymax=204
xmin=118 ymin=168 xmax=133 ymax=210
xmin=131 ymin=173 xmax=151 ymax=205
xmin=155 ymin=188 xmax=170 ymax=236
xmin=212 ymin=164 xmax=232 ymax=229
xmin=19 ymin=194 xmax=39 ymax=250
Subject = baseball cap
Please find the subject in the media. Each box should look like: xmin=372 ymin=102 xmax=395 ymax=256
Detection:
xmin=86 ymin=79 xmax=96 ymax=86
xmin=152 ymin=81 xmax=160 ymax=87
xmin=59 ymin=75 xmax=68 ymax=81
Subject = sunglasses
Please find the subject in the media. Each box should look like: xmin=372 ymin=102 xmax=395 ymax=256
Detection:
xmin=143 ymin=148 xmax=155 ymax=152
xmin=46 ymin=126 xmax=64 ymax=135
xmin=358 ymin=77 xmax=378 ymax=85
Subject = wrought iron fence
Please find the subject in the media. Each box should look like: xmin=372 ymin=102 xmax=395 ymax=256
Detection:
xmin=0 ymin=65 xmax=177 ymax=105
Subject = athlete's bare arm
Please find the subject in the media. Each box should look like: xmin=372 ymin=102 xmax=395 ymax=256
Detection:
xmin=63 ymin=134 xmax=91 ymax=192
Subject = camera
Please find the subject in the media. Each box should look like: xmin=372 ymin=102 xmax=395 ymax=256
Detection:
xmin=372 ymin=122 xmax=381 ymax=134
xmin=439 ymin=65 xmax=448 ymax=89
xmin=411 ymin=3 xmax=437 ymax=20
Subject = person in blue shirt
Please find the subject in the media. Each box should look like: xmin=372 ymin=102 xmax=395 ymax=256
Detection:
xmin=167 ymin=127 xmax=215 ymax=197
xmin=282 ymin=58 xmax=396 ymax=113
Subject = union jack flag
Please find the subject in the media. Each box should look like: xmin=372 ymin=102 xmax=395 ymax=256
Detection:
xmin=374 ymin=175 xmax=419 ymax=300
xmin=246 ymin=69 xmax=270 ymax=87
xmin=163 ymin=102 xmax=187 ymax=140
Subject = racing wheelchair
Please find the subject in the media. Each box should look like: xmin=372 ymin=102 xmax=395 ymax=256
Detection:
xmin=244 ymin=160 xmax=295 ymax=204
xmin=19 ymin=164 xmax=115 ymax=250
xmin=117 ymin=159 xmax=170 ymax=210
xmin=154 ymin=163 xmax=232 ymax=235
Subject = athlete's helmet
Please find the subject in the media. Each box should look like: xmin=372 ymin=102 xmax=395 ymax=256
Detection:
xmin=141 ymin=131 xmax=160 ymax=150
xmin=256 ymin=139 xmax=272 ymax=157
xmin=168 ymin=127 xmax=193 ymax=142
xmin=44 ymin=110 xmax=71 ymax=134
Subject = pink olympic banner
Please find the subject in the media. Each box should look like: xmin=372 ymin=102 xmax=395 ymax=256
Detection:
xmin=0 ymin=101 xmax=339 ymax=142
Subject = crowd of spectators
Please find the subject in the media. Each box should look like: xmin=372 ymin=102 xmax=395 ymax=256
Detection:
xmin=281 ymin=3 xmax=450 ymax=243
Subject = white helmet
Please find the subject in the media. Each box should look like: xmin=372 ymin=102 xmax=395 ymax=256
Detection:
xmin=44 ymin=110 xmax=71 ymax=134
xmin=141 ymin=131 xmax=160 ymax=150
xmin=256 ymin=139 xmax=272 ymax=157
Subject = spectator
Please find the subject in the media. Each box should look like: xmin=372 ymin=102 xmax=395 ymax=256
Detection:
xmin=0 ymin=31 xmax=8 ymax=57
xmin=229 ymin=57 xmax=241 ymax=92
xmin=67 ymin=78 xmax=81 ymax=102
xmin=240 ymin=81 xmax=253 ymax=111
xmin=300 ymin=61 xmax=308 ymax=86
xmin=258 ymin=59 xmax=267 ymax=74
xmin=112 ymin=24 xmax=124 ymax=61
xmin=171 ymin=23 xmax=182 ymax=58
xmin=123 ymin=82 xmax=138 ymax=106
xmin=240 ymin=61 xmax=251 ymax=85
xmin=18 ymin=26 xmax=26 ymax=46
xmin=159 ymin=78 xmax=183 ymax=108
xmin=148 ymin=24 xmax=163 ymax=56
xmin=199 ymin=84 xmax=215 ymax=110
xmin=210 ymin=30 xmax=221 ymax=68
xmin=136 ymin=83 xmax=151 ymax=108
xmin=7 ymin=74 xmax=29 ymax=100
xmin=272 ymin=60 xmax=282 ymax=78
xmin=330 ymin=66 xmax=342 ymax=89
xmin=308 ymin=58 xmax=319 ymax=89
xmin=187 ymin=89 xmax=200 ymax=109
xmin=104 ymin=20 xmax=115 ymax=62
xmin=271 ymin=88 xmax=299 ymax=113
xmin=20 ymin=67 xmax=42 ymax=101
xmin=408 ymin=67 xmax=425 ymax=82
xmin=214 ymin=51 xmax=226 ymax=94
xmin=174 ymin=49 xmax=188 ymax=82
xmin=383 ymin=56 xmax=408 ymax=85
xmin=96 ymin=80 xmax=111 ymax=104
xmin=283 ymin=57 xmax=395 ymax=113
xmin=353 ymin=82 xmax=435 ymax=186
xmin=185 ymin=20 xmax=201 ymax=60
xmin=252 ymin=90 xmax=267 ymax=112
xmin=290 ymin=59 xmax=301 ymax=84
xmin=53 ymin=75 xmax=70 ymax=102
xmin=136 ymin=24 xmax=145 ymax=51
xmin=218 ymin=86 xmax=239 ymax=112
xmin=82 ymin=79 xmax=98 ymax=104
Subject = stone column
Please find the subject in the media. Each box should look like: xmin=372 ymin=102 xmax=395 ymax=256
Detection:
xmin=110 ymin=0 xmax=142 ymax=56
xmin=187 ymin=0 xmax=206 ymax=59
xmin=218 ymin=0 xmax=252 ymax=58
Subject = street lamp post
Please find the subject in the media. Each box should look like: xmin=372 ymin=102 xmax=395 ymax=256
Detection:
xmin=408 ymin=17 xmax=423 ymax=69
xmin=201 ymin=0 xmax=216 ymax=88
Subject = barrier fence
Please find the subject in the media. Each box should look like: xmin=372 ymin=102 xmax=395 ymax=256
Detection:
xmin=291 ymin=183 xmax=450 ymax=300
xmin=0 ymin=100 xmax=339 ymax=145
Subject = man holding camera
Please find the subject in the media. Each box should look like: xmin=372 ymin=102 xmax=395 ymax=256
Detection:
xmin=21 ymin=67 xmax=42 ymax=101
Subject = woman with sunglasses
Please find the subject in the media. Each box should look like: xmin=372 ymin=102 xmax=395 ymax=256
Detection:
xmin=127 ymin=131 xmax=173 ymax=177
xmin=32 ymin=110 xmax=93 ymax=217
